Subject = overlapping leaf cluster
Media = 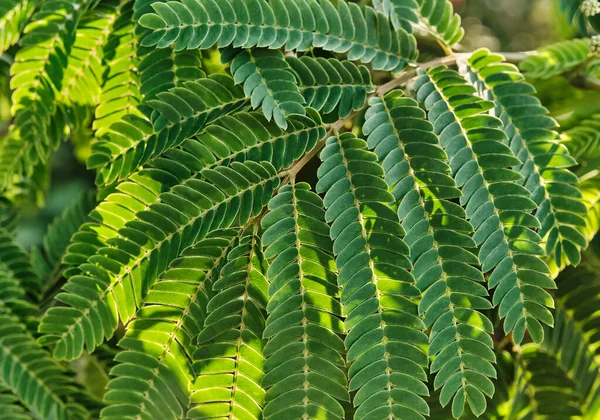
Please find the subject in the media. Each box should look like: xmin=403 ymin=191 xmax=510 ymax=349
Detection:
xmin=0 ymin=0 xmax=598 ymax=419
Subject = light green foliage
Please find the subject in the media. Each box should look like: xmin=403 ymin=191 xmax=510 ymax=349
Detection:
xmin=189 ymin=229 xmax=268 ymax=419
xmin=562 ymin=113 xmax=600 ymax=163
xmin=541 ymin=259 xmax=600 ymax=415
xmin=88 ymin=74 xmax=246 ymax=186
xmin=31 ymin=190 xmax=96 ymax=282
xmin=58 ymin=1 xmax=123 ymax=134
xmin=93 ymin=0 xmax=143 ymax=136
xmin=103 ymin=229 xmax=239 ymax=419
xmin=2 ymin=1 xmax=600 ymax=419
xmin=0 ymin=229 xmax=96 ymax=419
xmin=0 ymin=0 xmax=38 ymax=56
xmin=8 ymin=0 xmax=94 ymax=172
xmin=510 ymin=345 xmax=584 ymax=418
xmin=39 ymin=159 xmax=280 ymax=360
xmin=519 ymin=38 xmax=591 ymax=79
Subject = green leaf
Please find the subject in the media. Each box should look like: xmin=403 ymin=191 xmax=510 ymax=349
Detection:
xmin=105 ymin=229 xmax=239 ymax=419
xmin=138 ymin=0 xmax=417 ymax=73
xmin=317 ymin=131 xmax=429 ymax=420
xmin=463 ymin=48 xmax=586 ymax=269
xmin=39 ymin=159 xmax=280 ymax=360
xmin=225 ymin=48 xmax=306 ymax=129
xmin=261 ymin=182 xmax=347 ymax=419
xmin=519 ymin=38 xmax=590 ymax=79
xmin=364 ymin=90 xmax=495 ymax=418
xmin=414 ymin=65 xmax=557 ymax=347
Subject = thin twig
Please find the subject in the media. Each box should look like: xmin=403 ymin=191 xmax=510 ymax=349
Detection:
xmin=376 ymin=54 xmax=466 ymax=95
xmin=255 ymin=49 xmax=536 ymax=224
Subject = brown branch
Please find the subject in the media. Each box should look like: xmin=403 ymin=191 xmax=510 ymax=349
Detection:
xmin=255 ymin=49 xmax=536 ymax=225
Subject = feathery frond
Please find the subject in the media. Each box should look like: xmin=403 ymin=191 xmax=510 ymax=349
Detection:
xmin=519 ymin=38 xmax=590 ymax=79
xmin=189 ymin=228 xmax=267 ymax=419
xmin=0 ymin=228 xmax=42 ymax=302
xmin=374 ymin=0 xmax=464 ymax=49
xmin=7 ymin=0 xmax=95 ymax=179
xmin=364 ymin=90 xmax=495 ymax=417
xmin=511 ymin=346 xmax=584 ymax=419
xmin=0 ymin=2 xmax=597 ymax=419
xmin=261 ymin=182 xmax=348 ymax=419
xmin=415 ymin=65 xmax=556 ymax=344
xmin=138 ymin=0 xmax=418 ymax=73
xmin=561 ymin=113 xmax=600 ymax=163
xmin=0 ymin=0 xmax=38 ymax=56
xmin=103 ymin=229 xmax=239 ymax=420
xmin=39 ymin=159 xmax=279 ymax=360
xmin=542 ymin=255 xmax=600 ymax=413
xmin=93 ymin=0 xmax=143 ymax=136
xmin=88 ymin=74 xmax=246 ymax=186
xmin=224 ymin=48 xmax=305 ymax=129
xmin=317 ymin=132 xmax=430 ymax=420
xmin=31 ymin=190 xmax=96 ymax=284
xmin=462 ymin=49 xmax=587 ymax=268
xmin=0 ymin=380 xmax=32 ymax=420
xmin=289 ymin=56 xmax=375 ymax=119
xmin=0 ymin=231 xmax=92 ymax=419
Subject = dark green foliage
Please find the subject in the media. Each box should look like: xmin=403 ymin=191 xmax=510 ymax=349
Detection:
xmin=1 ymin=1 xmax=599 ymax=419
xmin=415 ymin=65 xmax=557 ymax=344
